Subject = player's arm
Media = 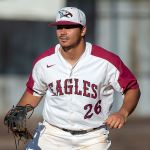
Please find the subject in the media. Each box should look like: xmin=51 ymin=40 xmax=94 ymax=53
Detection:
xmin=3 ymin=90 xmax=43 ymax=143
xmin=17 ymin=90 xmax=43 ymax=108
xmin=105 ymin=88 xmax=141 ymax=129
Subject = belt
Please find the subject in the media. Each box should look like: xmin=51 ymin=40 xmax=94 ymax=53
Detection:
xmin=59 ymin=125 xmax=107 ymax=135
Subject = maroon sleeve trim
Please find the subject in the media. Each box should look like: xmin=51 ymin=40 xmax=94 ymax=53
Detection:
xmin=32 ymin=47 xmax=55 ymax=66
xmin=91 ymin=45 xmax=139 ymax=93
xmin=26 ymin=47 xmax=55 ymax=95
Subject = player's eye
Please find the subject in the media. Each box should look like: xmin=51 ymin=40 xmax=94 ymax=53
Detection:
xmin=57 ymin=25 xmax=83 ymax=30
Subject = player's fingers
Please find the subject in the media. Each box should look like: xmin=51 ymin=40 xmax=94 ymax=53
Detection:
xmin=118 ymin=123 xmax=123 ymax=129
xmin=105 ymin=114 xmax=125 ymax=128
xmin=105 ymin=119 xmax=116 ymax=128
xmin=104 ymin=117 xmax=112 ymax=126
xmin=105 ymin=118 xmax=124 ymax=129
xmin=109 ymin=120 xmax=119 ymax=128
xmin=114 ymin=118 xmax=126 ymax=129
xmin=112 ymin=121 xmax=119 ymax=129
xmin=114 ymin=120 xmax=124 ymax=129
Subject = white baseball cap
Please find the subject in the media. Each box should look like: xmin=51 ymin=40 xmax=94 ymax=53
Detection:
xmin=49 ymin=7 xmax=86 ymax=26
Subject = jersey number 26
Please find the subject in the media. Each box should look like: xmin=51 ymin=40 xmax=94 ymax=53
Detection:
xmin=84 ymin=100 xmax=101 ymax=119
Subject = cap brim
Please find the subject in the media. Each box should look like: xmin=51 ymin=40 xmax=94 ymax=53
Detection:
xmin=48 ymin=21 xmax=81 ymax=27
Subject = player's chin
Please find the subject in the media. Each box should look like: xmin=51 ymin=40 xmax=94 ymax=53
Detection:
xmin=59 ymin=40 xmax=68 ymax=46
xmin=60 ymin=42 xmax=73 ymax=50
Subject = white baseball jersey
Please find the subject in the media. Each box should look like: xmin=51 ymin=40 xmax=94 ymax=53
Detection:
xmin=26 ymin=42 xmax=139 ymax=130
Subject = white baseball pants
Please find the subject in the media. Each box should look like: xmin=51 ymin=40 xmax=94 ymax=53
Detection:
xmin=26 ymin=121 xmax=111 ymax=150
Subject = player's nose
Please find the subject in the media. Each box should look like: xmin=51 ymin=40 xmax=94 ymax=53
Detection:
xmin=57 ymin=28 xmax=67 ymax=35
xmin=60 ymin=28 xmax=67 ymax=33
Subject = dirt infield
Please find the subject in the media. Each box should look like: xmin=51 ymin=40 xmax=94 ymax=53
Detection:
xmin=110 ymin=117 xmax=150 ymax=150
xmin=0 ymin=116 xmax=150 ymax=150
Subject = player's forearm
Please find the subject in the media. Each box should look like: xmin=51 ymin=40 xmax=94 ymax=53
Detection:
xmin=119 ymin=88 xmax=141 ymax=118
xmin=17 ymin=91 xmax=42 ymax=108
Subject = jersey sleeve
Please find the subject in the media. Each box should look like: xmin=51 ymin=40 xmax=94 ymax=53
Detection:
xmin=26 ymin=61 xmax=47 ymax=96
xmin=108 ymin=57 xmax=139 ymax=94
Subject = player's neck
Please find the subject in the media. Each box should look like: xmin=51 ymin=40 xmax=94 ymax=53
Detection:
xmin=60 ymin=40 xmax=86 ymax=66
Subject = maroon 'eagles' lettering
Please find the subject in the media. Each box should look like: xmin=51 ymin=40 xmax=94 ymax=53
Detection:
xmin=48 ymin=78 xmax=98 ymax=99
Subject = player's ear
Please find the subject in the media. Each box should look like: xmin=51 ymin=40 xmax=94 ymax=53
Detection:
xmin=81 ymin=26 xmax=87 ymax=37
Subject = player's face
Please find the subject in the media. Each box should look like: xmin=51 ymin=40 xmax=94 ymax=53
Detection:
xmin=56 ymin=25 xmax=86 ymax=50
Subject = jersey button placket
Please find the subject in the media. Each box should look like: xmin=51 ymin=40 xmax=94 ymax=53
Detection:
xmin=68 ymin=69 xmax=75 ymax=126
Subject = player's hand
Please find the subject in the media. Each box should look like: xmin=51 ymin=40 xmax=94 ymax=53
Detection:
xmin=104 ymin=112 xmax=127 ymax=129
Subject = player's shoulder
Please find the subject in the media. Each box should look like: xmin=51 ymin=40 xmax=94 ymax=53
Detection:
xmin=33 ymin=47 xmax=55 ymax=66
xmin=91 ymin=44 xmax=121 ymax=67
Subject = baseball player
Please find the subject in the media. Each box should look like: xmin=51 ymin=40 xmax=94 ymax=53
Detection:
xmin=13 ymin=7 xmax=140 ymax=150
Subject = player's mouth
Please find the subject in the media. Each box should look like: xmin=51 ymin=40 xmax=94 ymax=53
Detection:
xmin=59 ymin=36 xmax=69 ymax=42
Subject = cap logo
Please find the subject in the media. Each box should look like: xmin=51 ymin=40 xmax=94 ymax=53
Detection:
xmin=59 ymin=10 xmax=73 ymax=18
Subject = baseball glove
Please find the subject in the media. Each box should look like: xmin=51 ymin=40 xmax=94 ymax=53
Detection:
xmin=4 ymin=104 xmax=34 ymax=149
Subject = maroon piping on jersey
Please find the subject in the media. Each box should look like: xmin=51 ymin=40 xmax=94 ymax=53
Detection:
xmin=91 ymin=45 xmax=139 ymax=93
xmin=26 ymin=47 xmax=55 ymax=95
